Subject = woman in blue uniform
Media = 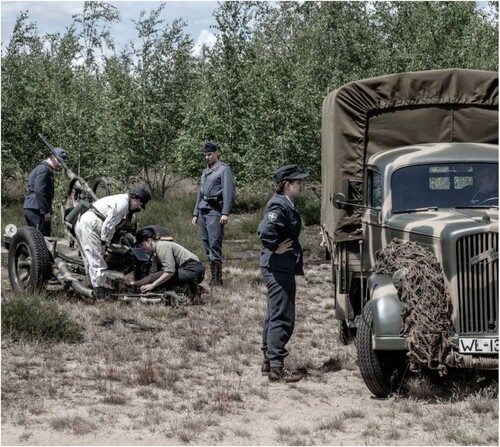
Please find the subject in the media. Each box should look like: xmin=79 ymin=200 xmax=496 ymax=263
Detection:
xmin=257 ymin=164 xmax=308 ymax=382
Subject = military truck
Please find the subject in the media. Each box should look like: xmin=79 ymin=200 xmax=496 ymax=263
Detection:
xmin=321 ymin=69 xmax=498 ymax=397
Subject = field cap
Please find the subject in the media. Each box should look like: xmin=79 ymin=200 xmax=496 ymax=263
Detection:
xmin=53 ymin=147 xmax=68 ymax=160
xmin=274 ymin=164 xmax=309 ymax=182
xmin=135 ymin=227 xmax=155 ymax=246
xmin=203 ymin=141 xmax=218 ymax=153
xmin=134 ymin=186 xmax=152 ymax=209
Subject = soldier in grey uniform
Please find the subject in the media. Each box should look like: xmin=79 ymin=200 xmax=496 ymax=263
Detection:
xmin=23 ymin=147 xmax=68 ymax=236
xmin=257 ymin=164 xmax=308 ymax=383
xmin=191 ymin=141 xmax=235 ymax=286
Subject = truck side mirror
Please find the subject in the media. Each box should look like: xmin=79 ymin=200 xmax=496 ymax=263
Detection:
xmin=332 ymin=192 xmax=348 ymax=209
xmin=332 ymin=179 xmax=363 ymax=210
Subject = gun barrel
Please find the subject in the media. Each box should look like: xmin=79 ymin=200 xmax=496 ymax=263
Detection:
xmin=38 ymin=133 xmax=98 ymax=202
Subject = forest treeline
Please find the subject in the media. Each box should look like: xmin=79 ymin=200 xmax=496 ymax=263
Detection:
xmin=2 ymin=1 xmax=498 ymax=197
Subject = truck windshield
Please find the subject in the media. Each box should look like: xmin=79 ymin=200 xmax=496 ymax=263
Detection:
xmin=392 ymin=163 xmax=498 ymax=213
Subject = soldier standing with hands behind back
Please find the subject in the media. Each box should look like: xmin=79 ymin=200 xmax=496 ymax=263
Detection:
xmin=192 ymin=141 xmax=235 ymax=286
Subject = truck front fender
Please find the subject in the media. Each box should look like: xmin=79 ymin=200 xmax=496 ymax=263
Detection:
xmin=367 ymin=273 xmax=404 ymax=349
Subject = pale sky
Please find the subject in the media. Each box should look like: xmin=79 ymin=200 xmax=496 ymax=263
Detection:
xmin=1 ymin=1 xmax=219 ymax=55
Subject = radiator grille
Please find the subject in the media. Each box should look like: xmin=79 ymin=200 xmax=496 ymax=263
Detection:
xmin=456 ymin=232 xmax=498 ymax=335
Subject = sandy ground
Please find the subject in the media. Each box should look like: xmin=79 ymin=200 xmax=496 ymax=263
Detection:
xmin=1 ymin=258 xmax=498 ymax=446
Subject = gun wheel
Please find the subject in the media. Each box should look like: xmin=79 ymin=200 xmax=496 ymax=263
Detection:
xmin=92 ymin=177 xmax=112 ymax=199
xmin=8 ymin=227 xmax=52 ymax=291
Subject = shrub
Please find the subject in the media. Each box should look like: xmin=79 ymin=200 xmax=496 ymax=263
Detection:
xmin=1 ymin=293 xmax=84 ymax=343
xmin=233 ymin=183 xmax=273 ymax=214
xmin=296 ymin=185 xmax=321 ymax=226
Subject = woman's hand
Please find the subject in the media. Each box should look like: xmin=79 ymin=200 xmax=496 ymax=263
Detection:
xmin=140 ymin=284 xmax=155 ymax=293
xmin=275 ymin=239 xmax=293 ymax=254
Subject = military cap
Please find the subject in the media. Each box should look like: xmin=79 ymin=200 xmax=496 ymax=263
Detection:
xmin=203 ymin=141 xmax=219 ymax=153
xmin=273 ymin=164 xmax=309 ymax=182
xmin=53 ymin=147 xmax=68 ymax=160
xmin=133 ymin=186 xmax=152 ymax=209
xmin=135 ymin=227 xmax=155 ymax=245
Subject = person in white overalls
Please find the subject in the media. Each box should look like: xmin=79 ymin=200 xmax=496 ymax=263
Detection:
xmin=75 ymin=186 xmax=151 ymax=298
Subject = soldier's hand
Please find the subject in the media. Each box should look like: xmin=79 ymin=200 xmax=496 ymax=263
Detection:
xmin=191 ymin=216 xmax=198 ymax=225
xmin=220 ymin=215 xmax=228 ymax=225
xmin=100 ymin=245 xmax=107 ymax=256
xmin=140 ymin=284 xmax=155 ymax=293
xmin=275 ymin=239 xmax=293 ymax=254
xmin=44 ymin=212 xmax=52 ymax=222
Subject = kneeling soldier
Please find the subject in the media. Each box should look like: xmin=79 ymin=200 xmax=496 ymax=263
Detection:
xmin=126 ymin=228 xmax=205 ymax=295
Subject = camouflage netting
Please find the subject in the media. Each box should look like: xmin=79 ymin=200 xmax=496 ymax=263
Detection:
xmin=372 ymin=239 xmax=455 ymax=375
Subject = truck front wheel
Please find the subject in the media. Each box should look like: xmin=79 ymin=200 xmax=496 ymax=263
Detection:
xmin=8 ymin=227 xmax=52 ymax=291
xmin=357 ymin=302 xmax=407 ymax=397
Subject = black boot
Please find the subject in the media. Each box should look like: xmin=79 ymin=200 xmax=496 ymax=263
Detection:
xmin=216 ymin=261 xmax=223 ymax=285
xmin=211 ymin=261 xmax=223 ymax=286
xmin=268 ymin=367 xmax=302 ymax=383
xmin=261 ymin=359 xmax=270 ymax=376
xmin=209 ymin=262 xmax=217 ymax=286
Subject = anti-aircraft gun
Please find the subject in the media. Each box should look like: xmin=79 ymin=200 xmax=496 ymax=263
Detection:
xmin=3 ymin=135 xmax=167 ymax=301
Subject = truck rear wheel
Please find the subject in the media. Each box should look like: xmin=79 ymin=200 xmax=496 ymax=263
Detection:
xmin=338 ymin=320 xmax=356 ymax=345
xmin=8 ymin=227 xmax=52 ymax=291
xmin=357 ymin=302 xmax=407 ymax=397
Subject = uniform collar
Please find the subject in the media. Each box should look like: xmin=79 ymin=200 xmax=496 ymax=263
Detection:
xmin=42 ymin=160 xmax=55 ymax=173
xmin=277 ymin=193 xmax=294 ymax=209
xmin=207 ymin=160 xmax=221 ymax=172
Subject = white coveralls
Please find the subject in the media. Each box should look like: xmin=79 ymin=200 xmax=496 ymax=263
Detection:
xmin=75 ymin=194 xmax=130 ymax=288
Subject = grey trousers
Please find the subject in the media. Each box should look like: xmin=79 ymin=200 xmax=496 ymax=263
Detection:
xmin=198 ymin=208 xmax=224 ymax=263
xmin=24 ymin=208 xmax=51 ymax=236
xmin=261 ymin=268 xmax=296 ymax=368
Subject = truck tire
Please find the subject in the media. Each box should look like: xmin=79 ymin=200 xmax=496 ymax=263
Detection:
xmin=339 ymin=320 xmax=355 ymax=345
xmin=357 ymin=302 xmax=407 ymax=397
xmin=8 ymin=226 xmax=52 ymax=291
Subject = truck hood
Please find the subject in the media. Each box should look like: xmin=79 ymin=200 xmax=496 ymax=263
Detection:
xmin=386 ymin=208 xmax=498 ymax=239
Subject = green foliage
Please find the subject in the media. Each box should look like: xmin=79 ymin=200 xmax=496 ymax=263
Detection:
xmin=232 ymin=182 xmax=273 ymax=214
xmin=1 ymin=1 xmax=498 ymax=199
xmin=297 ymin=185 xmax=321 ymax=226
xmin=2 ymin=292 xmax=84 ymax=343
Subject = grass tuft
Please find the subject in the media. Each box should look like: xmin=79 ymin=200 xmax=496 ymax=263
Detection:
xmin=50 ymin=415 xmax=97 ymax=435
xmin=136 ymin=360 xmax=158 ymax=386
xmin=1 ymin=293 xmax=83 ymax=343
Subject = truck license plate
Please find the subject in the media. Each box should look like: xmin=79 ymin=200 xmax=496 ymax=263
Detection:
xmin=459 ymin=338 xmax=499 ymax=354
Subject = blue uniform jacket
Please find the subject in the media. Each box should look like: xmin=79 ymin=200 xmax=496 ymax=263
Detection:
xmin=23 ymin=161 xmax=54 ymax=214
xmin=257 ymin=193 xmax=304 ymax=275
xmin=193 ymin=161 xmax=236 ymax=216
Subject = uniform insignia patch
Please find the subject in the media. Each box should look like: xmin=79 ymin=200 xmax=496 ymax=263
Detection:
xmin=268 ymin=212 xmax=277 ymax=222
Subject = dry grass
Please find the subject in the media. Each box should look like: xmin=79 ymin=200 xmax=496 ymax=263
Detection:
xmin=1 ymin=221 xmax=498 ymax=445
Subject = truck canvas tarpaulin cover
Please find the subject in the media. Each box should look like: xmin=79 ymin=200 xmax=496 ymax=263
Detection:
xmin=321 ymin=68 xmax=498 ymax=243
